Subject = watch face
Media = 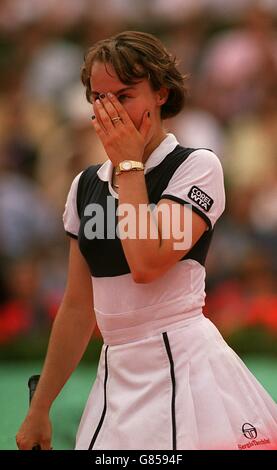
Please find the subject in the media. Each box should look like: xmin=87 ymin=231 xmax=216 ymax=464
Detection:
xmin=122 ymin=161 xmax=132 ymax=170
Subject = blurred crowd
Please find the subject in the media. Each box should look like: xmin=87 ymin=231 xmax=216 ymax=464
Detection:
xmin=0 ymin=0 xmax=276 ymax=348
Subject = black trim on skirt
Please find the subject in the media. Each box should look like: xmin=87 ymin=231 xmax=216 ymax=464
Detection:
xmin=88 ymin=345 xmax=109 ymax=450
xmin=162 ymin=332 xmax=177 ymax=450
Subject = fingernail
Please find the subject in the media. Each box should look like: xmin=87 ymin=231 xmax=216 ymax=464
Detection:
xmin=99 ymin=93 xmax=106 ymax=99
xmin=91 ymin=115 xmax=95 ymax=120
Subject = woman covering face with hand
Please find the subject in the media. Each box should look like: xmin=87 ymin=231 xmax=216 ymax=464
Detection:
xmin=16 ymin=31 xmax=277 ymax=451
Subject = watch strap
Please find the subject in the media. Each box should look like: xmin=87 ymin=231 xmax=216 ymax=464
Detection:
xmin=115 ymin=160 xmax=144 ymax=175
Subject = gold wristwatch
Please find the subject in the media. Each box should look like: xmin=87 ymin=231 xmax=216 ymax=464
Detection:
xmin=115 ymin=160 xmax=144 ymax=176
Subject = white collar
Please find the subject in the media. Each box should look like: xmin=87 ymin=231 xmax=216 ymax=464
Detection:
xmin=96 ymin=133 xmax=179 ymax=182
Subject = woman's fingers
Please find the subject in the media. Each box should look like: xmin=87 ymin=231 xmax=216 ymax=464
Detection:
xmin=91 ymin=114 xmax=106 ymax=140
xmin=40 ymin=439 xmax=52 ymax=450
xmin=93 ymin=93 xmax=136 ymax=132
xmin=99 ymin=94 xmax=124 ymax=126
xmin=92 ymin=93 xmax=126 ymax=137
xmin=94 ymin=99 xmax=115 ymax=133
xmin=106 ymin=93 xmax=132 ymax=125
xmin=16 ymin=435 xmax=51 ymax=450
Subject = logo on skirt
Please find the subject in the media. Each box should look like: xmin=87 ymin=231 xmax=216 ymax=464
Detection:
xmin=242 ymin=423 xmax=257 ymax=439
xmin=238 ymin=438 xmax=271 ymax=450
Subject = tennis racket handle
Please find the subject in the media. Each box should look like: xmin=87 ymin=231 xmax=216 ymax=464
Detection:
xmin=27 ymin=375 xmax=41 ymax=450
xmin=28 ymin=375 xmax=41 ymax=405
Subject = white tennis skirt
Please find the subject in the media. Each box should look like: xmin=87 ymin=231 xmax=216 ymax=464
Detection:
xmin=75 ymin=315 xmax=277 ymax=450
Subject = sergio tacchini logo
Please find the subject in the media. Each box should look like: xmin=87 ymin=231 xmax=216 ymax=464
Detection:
xmin=242 ymin=423 xmax=258 ymax=439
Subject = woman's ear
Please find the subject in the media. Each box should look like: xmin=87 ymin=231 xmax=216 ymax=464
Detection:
xmin=156 ymin=87 xmax=169 ymax=106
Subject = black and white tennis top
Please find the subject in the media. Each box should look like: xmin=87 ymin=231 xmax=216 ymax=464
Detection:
xmin=63 ymin=134 xmax=225 ymax=344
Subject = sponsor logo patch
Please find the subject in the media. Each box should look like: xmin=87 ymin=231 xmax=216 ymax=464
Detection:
xmin=188 ymin=186 xmax=214 ymax=212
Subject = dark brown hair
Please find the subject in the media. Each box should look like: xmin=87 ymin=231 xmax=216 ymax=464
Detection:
xmin=81 ymin=31 xmax=188 ymax=119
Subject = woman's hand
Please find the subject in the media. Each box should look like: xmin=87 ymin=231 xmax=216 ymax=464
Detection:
xmin=91 ymin=92 xmax=152 ymax=167
xmin=16 ymin=410 xmax=52 ymax=450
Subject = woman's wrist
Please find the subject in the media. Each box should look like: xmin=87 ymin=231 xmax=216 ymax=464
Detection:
xmin=29 ymin=399 xmax=52 ymax=415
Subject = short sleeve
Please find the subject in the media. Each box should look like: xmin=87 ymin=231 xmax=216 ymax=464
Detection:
xmin=161 ymin=149 xmax=225 ymax=230
xmin=62 ymin=171 xmax=83 ymax=238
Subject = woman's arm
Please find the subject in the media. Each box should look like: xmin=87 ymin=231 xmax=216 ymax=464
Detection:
xmin=16 ymin=238 xmax=96 ymax=449
xmin=117 ymin=170 xmax=207 ymax=283
xmin=30 ymin=238 xmax=96 ymax=412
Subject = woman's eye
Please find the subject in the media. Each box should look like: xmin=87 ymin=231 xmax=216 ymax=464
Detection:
xmin=118 ymin=95 xmax=128 ymax=102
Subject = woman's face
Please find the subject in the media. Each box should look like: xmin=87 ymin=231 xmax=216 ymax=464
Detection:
xmin=89 ymin=61 xmax=167 ymax=132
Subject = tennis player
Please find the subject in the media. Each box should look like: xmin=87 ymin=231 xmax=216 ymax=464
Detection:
xmin=16 ymin=31 xmax=277 ymax=450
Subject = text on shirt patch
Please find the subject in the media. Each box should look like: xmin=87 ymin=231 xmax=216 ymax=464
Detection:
xmin=188 ymin=186 xmax=214 ymax=212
